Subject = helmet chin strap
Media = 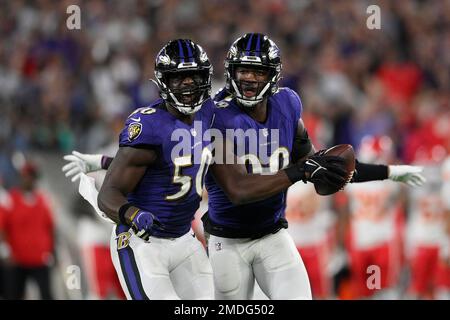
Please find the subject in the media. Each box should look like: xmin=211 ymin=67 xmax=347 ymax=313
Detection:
xmin=236 ymin=97 xmax=261 ymax=107
xmin=175 ymin=106 xmax=201 ymax=115
xmin=150 ymin=79 xmax=159 ymax=88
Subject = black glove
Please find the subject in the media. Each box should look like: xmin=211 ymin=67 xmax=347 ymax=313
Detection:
xmin=284 ymin=153 xmax=348 ymax=193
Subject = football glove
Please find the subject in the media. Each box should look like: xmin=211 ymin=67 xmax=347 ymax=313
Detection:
xmin=302 ymin=154 xmax=348 ymax=192
xmin=388 ymin=165 xmax=426 ymax=187
xmin=129 ymin=210 xmax=163 ymax=241
xmin=286 ymin=153 xmax=348 ymax=190
xmin=62 ymin=151 xmax=103 ymax=182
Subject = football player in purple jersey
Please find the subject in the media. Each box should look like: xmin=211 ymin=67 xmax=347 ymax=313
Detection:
xmin=63 ymin=34 xmax=424 ymax=300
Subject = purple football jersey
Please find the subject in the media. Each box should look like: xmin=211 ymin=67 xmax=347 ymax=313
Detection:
xmin=119 ymin=99 xmax=215 ymax=238
xmin=205 ymin=87 xmax=302 ymax=235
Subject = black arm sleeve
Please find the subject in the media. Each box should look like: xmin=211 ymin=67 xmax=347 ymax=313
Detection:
xmin=351 ymin=160 xmax=389 ymax=183
xmin=291 ymin=128 xmax=313 ymax=163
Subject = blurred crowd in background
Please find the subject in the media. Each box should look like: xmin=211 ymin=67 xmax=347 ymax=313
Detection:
xmin=0 ymin=0 xmax=449 ymax=299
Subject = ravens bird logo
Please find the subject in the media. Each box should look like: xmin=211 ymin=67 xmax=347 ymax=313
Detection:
xmin=128 ymin=122 xmax=142 ymax=141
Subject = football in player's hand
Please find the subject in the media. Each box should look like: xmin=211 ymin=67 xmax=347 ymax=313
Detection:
xmin=315 ymin=144 xmax=355 ymax=195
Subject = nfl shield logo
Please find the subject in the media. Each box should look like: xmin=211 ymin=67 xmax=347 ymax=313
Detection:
xmin=190 ymin=128 xmax=197 ymax=137
xmin=215 ymin=242 xmax=222 ymax=251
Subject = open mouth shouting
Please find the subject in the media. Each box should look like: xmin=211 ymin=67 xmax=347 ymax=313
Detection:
xmin=180 ymin=91 xmax=195 ymax=104
xmin=241 ymin=82 xmax=258 ymax=98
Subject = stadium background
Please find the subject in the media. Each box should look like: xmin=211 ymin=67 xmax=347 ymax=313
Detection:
xmin=0 ymin=0 xmax=448 ymax=299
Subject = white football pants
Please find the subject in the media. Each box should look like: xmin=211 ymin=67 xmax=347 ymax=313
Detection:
xmin=110 ymin=225 xmax=214 ymax=300
xmin=208 ymin=229 xmax=312 ymax=300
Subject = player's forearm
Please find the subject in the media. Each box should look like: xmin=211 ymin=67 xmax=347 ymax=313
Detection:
xmin=211 ymin=161 xmax=296 ymax=205
xmin=97 ymin=186 xmax=127 ymax=224
xmin=98 ymin=147 xmax=155 ymax=224
xmin=229 ymin=170 xmax=293 ymax=205
xmin=97 ymin=186 xmax=138 ymax=225
xmin=351 ymin=161 xmax=388 ymax=183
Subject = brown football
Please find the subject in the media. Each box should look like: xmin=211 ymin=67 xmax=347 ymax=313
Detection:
xmin=314 ymin=144 xmax=356 ymax=195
